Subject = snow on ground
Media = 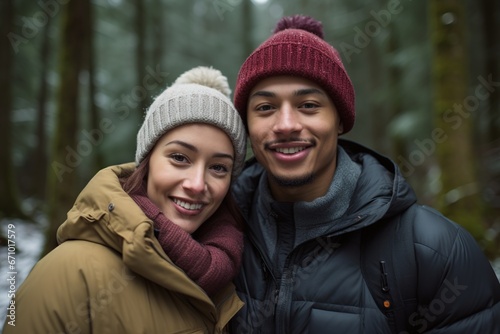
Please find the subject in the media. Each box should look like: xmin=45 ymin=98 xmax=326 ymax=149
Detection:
xmin=1 ymin=214 xmax=45 ymax=331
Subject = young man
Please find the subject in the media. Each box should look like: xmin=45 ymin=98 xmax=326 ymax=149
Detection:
xmin=228 ymin=15 xmax=500 ymax=333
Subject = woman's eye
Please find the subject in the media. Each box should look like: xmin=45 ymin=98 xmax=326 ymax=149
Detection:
xmin=170 ymin=153 xmax=188 ymax=163
xmin=211 ymin=164 xmax=229 ymax=174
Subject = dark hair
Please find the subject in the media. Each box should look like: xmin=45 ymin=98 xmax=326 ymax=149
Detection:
xmin=121 ymin=152 xmax=244 ymax=230
xmin=121 ymin=154 xmax=151 ymax=194
xmin=222 ymin=190 xmax=245 ymax=231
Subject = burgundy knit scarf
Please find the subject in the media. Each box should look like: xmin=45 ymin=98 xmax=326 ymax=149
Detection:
xmin=129 ymin=185 xmax=243 ymax=297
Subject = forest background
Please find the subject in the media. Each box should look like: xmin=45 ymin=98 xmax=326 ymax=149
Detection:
xmin=1 ymin=0 xmax=499 ymax=271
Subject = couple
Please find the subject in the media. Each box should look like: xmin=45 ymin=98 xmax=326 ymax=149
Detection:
xmin=6 ymin=15 xmax=500 ymax=334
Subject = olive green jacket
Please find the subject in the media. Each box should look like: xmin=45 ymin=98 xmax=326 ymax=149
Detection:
xmin=4 ymin=164 xmax=243 ymax=334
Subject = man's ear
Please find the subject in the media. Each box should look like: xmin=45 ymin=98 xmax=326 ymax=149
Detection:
xmin=338 ymin=121 xmax=344 ymax=135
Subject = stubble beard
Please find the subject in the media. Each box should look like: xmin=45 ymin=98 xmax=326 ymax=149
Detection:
xmin=270 ymin=172 xmax=314 ymax=187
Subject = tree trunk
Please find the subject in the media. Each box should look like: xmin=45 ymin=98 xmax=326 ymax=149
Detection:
xmin=30 ymin=14 xmax=52 ymax=200
xmin=135 ymin=0 xmax=148 ymax=114
xmin=43 ymin=0 xmax=86 ymax=256
xmin=241 ymin=0 xmax=253 ymax=57
xmin=151 ymin=0 xmax=165 ymax=71
xmin=478 ymin=0 xmax=500 ymax=257
xmin=0 ymin=0 xmax=25 ymax=219
xmin=429 ymin=0 xmax=489 ymax=252
xmin=83 ymin=0 xmax=103 ymax=174
xmin=479 ymin=0 xmax=500 ymax=143
xmin=368 ymin=37 xmax=386 ymax=153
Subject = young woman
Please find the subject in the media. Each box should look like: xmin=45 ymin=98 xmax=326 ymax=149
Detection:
xmin=4 ymin=67 xmax=247 ymax=334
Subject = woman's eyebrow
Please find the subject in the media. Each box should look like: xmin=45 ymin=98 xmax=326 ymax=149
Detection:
xmin=213 ymin=153 xmax=234 ymax=161
xmin=165 ymin=140 xmax=197 ymax=152
xmin=166 ymin=140 xmax=234 ymax=161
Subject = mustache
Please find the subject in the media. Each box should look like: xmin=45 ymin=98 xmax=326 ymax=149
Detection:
xmin=264 ymin=138 xmax=316 ymax=149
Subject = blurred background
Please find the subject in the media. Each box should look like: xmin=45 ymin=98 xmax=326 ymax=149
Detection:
xmin=1 ymin=0 xmax=499 ymax=313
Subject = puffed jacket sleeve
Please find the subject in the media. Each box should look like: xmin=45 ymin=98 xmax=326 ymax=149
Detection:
xmin=3 ymin=241 xmax=106 ymax=334
xmin=410 ymin=206 xmax=500 ymax=333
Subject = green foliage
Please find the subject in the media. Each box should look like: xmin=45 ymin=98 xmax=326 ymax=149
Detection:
xmin=6 ymin=0 xmax=500 ymax=256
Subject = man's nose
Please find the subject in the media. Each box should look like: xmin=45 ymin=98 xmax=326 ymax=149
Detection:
xmin=272 ymin=103 xmax=303 ymax=134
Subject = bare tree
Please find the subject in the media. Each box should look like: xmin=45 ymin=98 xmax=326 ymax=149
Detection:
xmin=43 ymin=0 xmax=87 ymax=256
xmin=135 ymin=0 xmax=148 ymax=115
xmin=429 ymin=0 xmax=490 ymax=253
xmin=83 ymin=0 xmax=104 ymax=174
xmin=479 ymin=0 xmax=500 ymax=143
xmin=29 ymin=13 xmax=52 ymax=201
xmin=0 ymin=0 xmax=25 ymax=219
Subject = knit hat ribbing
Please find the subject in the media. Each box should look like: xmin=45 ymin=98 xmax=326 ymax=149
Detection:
xmin=135 ymin=66 xmax=246 ymax=176
xmin=234 ymin=15 xmax=356 ymax=134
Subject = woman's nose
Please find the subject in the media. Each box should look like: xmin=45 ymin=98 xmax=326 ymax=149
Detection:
xmin=182 ymin=167 xmax=207 ymax=194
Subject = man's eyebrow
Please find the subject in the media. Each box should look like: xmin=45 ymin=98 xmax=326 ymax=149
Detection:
xmin=249 ymin=91 xmax=276 ymax=99
xmin=294 ymin=88 xmax=325 ymax=96
xmin=249 ymin=88 xmax=325 ymax=99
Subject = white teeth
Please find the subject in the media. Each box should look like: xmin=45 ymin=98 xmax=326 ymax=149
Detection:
xmin=173 ymin=199 xmax=203 ymax=210
xmin=275 ymin=147 xmax=305 ymax=154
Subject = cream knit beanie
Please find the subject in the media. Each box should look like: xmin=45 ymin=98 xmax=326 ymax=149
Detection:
xmin=135 ymin=66 xmax=246 ymax=176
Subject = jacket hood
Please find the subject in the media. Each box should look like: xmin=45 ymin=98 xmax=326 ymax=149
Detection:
xmin=56 ymin=163 xmax=231 ymax=315
xmin=337 ymin=139 xmax=417 ymax=233
xmin=234 ymin=139 xmax=417 ymax=236
xmin=57 ymin=163 xmax=142 ymax=253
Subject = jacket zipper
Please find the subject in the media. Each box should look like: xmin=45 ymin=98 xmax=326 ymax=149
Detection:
xmin=274 ymin=253 xmax=297 ymax=334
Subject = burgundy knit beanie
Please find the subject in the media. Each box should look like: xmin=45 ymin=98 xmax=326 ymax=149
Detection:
xmin=234 ymin=15 xmax=355 ymax=134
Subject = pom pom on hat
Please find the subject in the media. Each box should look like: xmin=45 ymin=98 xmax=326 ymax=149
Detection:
xmin=273 ymin=14 xmax=324 ymax=39
xmin=174 ymin=66 xmax=231 ymax=98
xmin=234 ymin=15 xmax=356 ymax=134
xmin=135 ymin=66 xmax=246 ymax=176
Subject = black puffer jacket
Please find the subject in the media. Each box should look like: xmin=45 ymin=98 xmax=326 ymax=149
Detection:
xmin=229 ymin=140 xmax=500 ymax=333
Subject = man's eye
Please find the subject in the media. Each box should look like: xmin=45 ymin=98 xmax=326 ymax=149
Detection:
xmin=301 ymin=102 xmax=318 ymax=109
xmin=256 ymin=104 xmax=274 ymax=112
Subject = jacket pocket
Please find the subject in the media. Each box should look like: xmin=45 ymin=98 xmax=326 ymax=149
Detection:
xmin=309 ymin=308 xmax=361 ymax=333
xmin=67 ymin=205 xmax=107 ymax=224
